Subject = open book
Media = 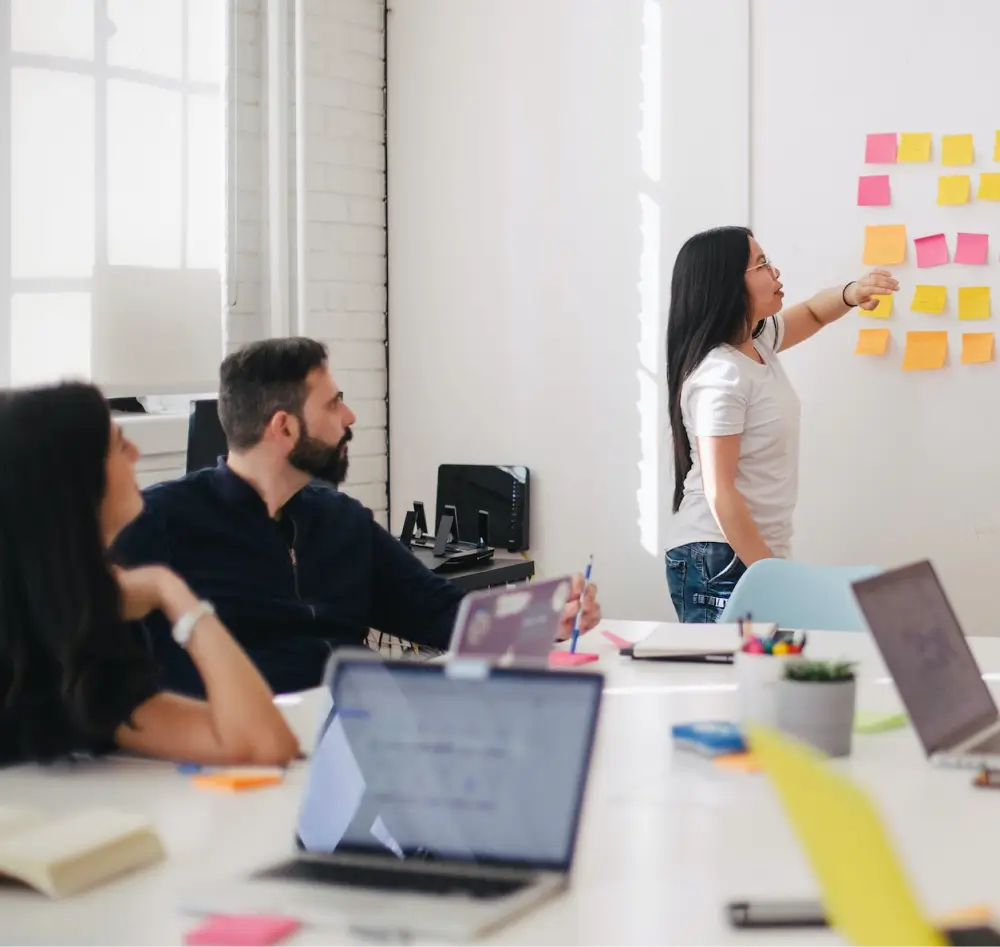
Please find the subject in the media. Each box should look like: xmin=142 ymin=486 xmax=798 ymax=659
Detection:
xmin=0 ymin=805 xmax=165 ymax=897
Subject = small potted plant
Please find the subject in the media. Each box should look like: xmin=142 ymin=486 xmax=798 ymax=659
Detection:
xmin=775 ymin=660 xmax=857 ymax=757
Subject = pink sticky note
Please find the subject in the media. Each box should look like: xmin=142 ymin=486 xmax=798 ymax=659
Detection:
xmin=955 ymin=232 xmax=989 ymax=265
xmin=549 ymin=651 xmax=599 ymax=668
xmin=185 ymin=915 xmax=300 ymax=947
xmin=601 ymin=629 xmax=632 ymax=650
xmin=865 ymin=133 xmax=898 ymax=164
xmin=914 ymin=233 xmax=949 ymax=268
xmin=857 ymin=174 xmax=890 ymax=206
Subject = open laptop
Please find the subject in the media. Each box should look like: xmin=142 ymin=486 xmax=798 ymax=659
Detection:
xmin=852 ymin=560 xmax=1000 ymax=768
xmin=185 ymin=651 xmax=604 ymax=940
xmin=448 ymin=575 xmax=572 ymax=662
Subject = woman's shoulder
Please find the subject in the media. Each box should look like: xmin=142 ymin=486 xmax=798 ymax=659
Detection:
xmin=684 ymin=345 xmax=749 ymax=389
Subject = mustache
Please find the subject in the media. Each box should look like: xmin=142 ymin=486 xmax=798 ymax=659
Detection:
xmin=338 ymin=428 xmax=353 ymax=449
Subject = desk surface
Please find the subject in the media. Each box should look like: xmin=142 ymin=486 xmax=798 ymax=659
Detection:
xmin=4 ymin=621 xmax=999 ymax=946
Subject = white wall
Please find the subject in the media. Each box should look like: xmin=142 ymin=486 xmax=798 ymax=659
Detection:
xmin=387 ymin=0 xmax=747 ymax=619
xmin=139 ymin=0 xmax=389 ymax=516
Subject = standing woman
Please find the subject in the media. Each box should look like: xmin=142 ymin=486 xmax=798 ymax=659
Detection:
xmin=664 ymin=227 xmax=897 ymax=622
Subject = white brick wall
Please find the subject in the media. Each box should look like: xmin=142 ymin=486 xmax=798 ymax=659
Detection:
xmin=227 ymin=0 xmax=389 ymax=522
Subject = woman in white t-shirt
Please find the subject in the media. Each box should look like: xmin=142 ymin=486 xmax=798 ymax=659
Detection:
xmin=665 ymin=227 xmax=897 ymax=622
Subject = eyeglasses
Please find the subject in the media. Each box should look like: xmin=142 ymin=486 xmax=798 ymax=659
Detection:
xmin=746 ymin=257 xmax=777 ymax=276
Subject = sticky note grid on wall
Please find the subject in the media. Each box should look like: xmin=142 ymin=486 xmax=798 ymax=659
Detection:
xmin=856 ymin=131 xmax=997 ymax=369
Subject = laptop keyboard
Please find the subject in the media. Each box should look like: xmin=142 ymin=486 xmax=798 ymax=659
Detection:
xmin=256 ymin=859 xmax=530 ymax=900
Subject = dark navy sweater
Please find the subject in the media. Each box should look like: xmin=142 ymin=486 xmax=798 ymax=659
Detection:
xmin=113 ymin=462 xmax=463 ymax=695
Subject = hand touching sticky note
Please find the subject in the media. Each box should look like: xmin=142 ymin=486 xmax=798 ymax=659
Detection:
xmin=958 ymin=286 xmax=991 ymax=321
xmin=857 ymin=175 xmax=890 ymax=206
xmin=861 ymin=295 xmax=893 ymax=318
xmin=911 ymin=285 xmax=947 ymax=314
xmin=978 ymin=174 xmax=1000 ymax=201
xmin=955 ymin=232 xmax=989 ymax=265
xmin=856 ymin=329 xmax=890 ymax=356
xmin=938 ymin=175 xmax=971 ymax=205
xmin=862 ymin=225 xmax=906 ymax=266
xmin=962 ymin=333 xmax=994 ymax=365
xmin=914 ymin=233 xmax=949 ymax=268
xmin=903 ymin=332 xmax=948 ymax=371
xmin=865 ymin=133 xmax=897 ymax=164
xmin=898 ymin=133 xmax=932 ymax=162
xmin=942 ymin=134 xmax=974 ymax=166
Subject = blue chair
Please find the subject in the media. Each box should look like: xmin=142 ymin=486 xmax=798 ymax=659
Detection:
xmin=719 ymin=559 xmax=883 ymax=631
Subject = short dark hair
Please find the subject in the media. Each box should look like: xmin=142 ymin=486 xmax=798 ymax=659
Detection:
xmin=218 ymin=337 xmax=328 ymax=450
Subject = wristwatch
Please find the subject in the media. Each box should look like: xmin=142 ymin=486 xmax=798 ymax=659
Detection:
xmin=171 ymin=601 xmax=216 ymax=649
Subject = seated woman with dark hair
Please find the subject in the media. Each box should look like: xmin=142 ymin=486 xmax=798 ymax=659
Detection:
xmin=0 ymin=383 xmax=300 ymax=766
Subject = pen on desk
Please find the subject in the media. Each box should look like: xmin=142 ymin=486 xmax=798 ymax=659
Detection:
xmin=569 ymin=555 xmax=593 ymax=654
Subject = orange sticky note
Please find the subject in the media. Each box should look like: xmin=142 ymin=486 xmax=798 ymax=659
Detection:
xmin=898 ymin=132 xmax=932 ymax=162
xmin=861 ymin=294 xmax=893 ymax=319
xmin=938 ymin=175 xmax=971 ymax=205
xmin=911 ymin=285 xmax=947 ymax=314
xmin=961 ymin=333 xmax=994 ymax=365
xmin=942 ymin=134 xmax=974 ymax=166
xmin=978 ymin=173 xmax=1000 ymax=201
xmin=862 ymin=225 xmax=907 ymax=266
xmin=958 ymin=286 xmax=991 ymax=321
xmin=855 ymin=329 xmax=890 ymax=356
xmin=192 ymin=769 xmax=285 ymax=792
xmin=714 ymin=752 xmax=762 ymax=774
xmin=903 ymin=332 xmax=948 ymax=371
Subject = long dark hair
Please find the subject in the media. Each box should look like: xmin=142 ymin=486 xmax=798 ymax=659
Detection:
xmin=667 ymin=226 xmax=761 ymax=513
xmin=0 ymin=383 xmax=155 ymax=760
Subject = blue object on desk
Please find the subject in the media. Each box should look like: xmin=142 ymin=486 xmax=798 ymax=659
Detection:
xmin=672 ymin=721 xmax=746 ymax=758
xmin=176 ymin=763 xmax=202 ymax=775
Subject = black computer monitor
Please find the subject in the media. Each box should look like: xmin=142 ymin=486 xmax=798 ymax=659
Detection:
xmin=186 ymin=399 xmax=227 ymax=473
xmin=435 ymin=464 xmax=530 ymax=552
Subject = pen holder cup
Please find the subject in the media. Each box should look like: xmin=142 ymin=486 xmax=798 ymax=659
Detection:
xmin=735 ymin=651 xmax=803 ymax=728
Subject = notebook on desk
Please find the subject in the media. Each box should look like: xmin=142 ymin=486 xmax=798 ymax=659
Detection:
xmin=621 ymin=623 xmax=775 ymax=662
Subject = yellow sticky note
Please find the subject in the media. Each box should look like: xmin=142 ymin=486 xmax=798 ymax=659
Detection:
xmin=749 ymin=726 xmax=946 ymax=947
xmin=903 ymin=332 xmax=948 ymax=371
xmin=938 ymin=174 xmax=971 ymax=205
xmin=958 ymin=286 xmax=991 ymax=320
xmin=978 ymin=173 xmax=1000 ymax=200
xmin=911 ymin=285 xmax=947 ymax=314
xmin=942 ymin=133 xmax=974 ymax=166
xmin=862 ymin=224 xmax=907 ymax=266
xmin=898 ymin=132 xmax=932 ymax=162
xmin=994 ymin=131 xmax=1000 ymax=162
xmin=961 ymin=333 xmax=994 ymax=364
xmin=861 ymin=294 xmax=893 ymax=318
xmin=855 ymin=328 xmax=890 ymax=356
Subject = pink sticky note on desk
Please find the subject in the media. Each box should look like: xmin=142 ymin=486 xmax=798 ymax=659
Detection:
xmin=914 ymin=233 xmax=949 ymax=268
xmin=185 ymin=915 xmax=300 ymax=947
xmin=549 ymin=651 xmax=599 ymax=668
xmin=865 ymin=133 xmax=898 ymax=164
xmin=857 ymin=174 xmax=890 ymax=206
xmin=602 ymin=629 xmax=632 ymax=650
xmin=955 ymin=232 xmax=989 ymax=265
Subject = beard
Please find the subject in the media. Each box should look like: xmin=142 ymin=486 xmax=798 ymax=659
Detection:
xmin=288 ymin=421 xmax=352 ymax=486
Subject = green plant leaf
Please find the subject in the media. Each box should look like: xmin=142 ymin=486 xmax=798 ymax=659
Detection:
xmin=783 ymin=659 xmax=856 ymax=683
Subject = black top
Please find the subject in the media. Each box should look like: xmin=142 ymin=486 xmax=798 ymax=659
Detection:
xmin=113 ymin=461 xmax=465 ymax=695
xmin=0 ymin=627 xmax=159 ymax=766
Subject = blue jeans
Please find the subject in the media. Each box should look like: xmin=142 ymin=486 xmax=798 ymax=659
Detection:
xmin=665 ymin=542 xmax=747 ymax=623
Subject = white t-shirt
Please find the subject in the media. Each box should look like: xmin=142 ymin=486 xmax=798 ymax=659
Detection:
xmin=667 ymin=314 xmax=800 ymax=558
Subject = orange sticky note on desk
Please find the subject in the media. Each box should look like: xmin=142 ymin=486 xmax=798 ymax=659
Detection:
xmin=961 ymin=333 xmax=994 ymax=364
xmin=942 ymin=133 xmax=974 ymax=166
xmin=938 ymin=175 xmax=971 ymax=205
xmin=862 ymin=225 xmax=906 ymax=265
xmin=714 ymin=752 xmax=762 ymax=774
xmin=959 ymin=286 xmax=991 ymax=321
xmin=903 ymin=332 xmax=948 ymax=371
xmin=193 ymin=769 xmax=285 ymax=792
xmin=856 ymin=328 xmax=890 ymax=356
xmin=911 ymin=285 xmax=947 ymax=314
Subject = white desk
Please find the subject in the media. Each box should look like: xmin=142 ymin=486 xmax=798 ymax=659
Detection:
xmin=4 ymin=620 xmax=1000 ymax=946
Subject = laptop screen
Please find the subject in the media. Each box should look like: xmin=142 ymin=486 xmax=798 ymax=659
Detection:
xmin=853 ymin=561 xmax=998 ymax=754
xmin=295 ymin=659 xmax=603 ymax=871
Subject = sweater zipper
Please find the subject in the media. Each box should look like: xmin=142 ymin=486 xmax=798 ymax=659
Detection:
xmin=288 ymin=518 xmax=316 ymax=618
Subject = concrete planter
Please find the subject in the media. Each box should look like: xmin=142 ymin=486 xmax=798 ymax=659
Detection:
xmin=775 ymin=678 xmax=856 ymax=757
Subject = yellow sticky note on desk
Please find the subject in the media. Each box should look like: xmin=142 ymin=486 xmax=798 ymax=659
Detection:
xmin=748 ymin=725 xmax=947 ymax=947
xmin=942 ymin=133 xmax=974 ymax=166
xmin=911 ymin=285 xmax=947 ymax=314
xmin=959 ymin=286 xmax=991 ymax=320
xmin=903 ymin=332 xmax=948 ymax=371
xmin=862 ymin=224 xmax=907 ymax=265
xmin=962 ymin=333 xmax=994 ymax=364
xmin=978 ymin=173 xmax=1000 ymax=200
xmin=898 ymin=132 xmax=932 ymax=162
xmin=855 ymin=328 xmax=890 ymax=356
xmin=938 ymin=174 xmax=971 ymax=205
xmin=861 ymin=294 xmax=893 ymax=318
